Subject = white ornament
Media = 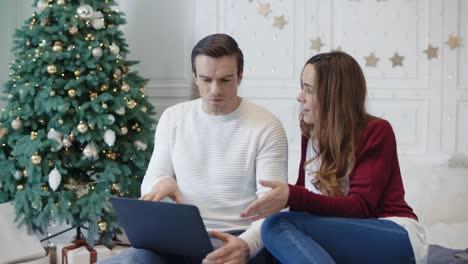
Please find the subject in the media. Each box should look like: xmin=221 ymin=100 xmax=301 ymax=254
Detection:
xmin=115 ymin=107 xmax=125 ymax=115
xmin=48 ymin=168 xmax=61 ymax=191
xmin=14 ymin=170 xmax=22 ymax=180
xmin=83 ymin=142 xmax=99 ymax=160
xmin=134 ymin=140 xmax=148 ymax=151
xmin=11 ymin=118 xmax=23 ymax=130
xmin=36 ymin=0 xmax=46 ymax=10
xmin=92 ymin=47 xmax=103 ymax=58
xmin=47 ymin=129 xmax=64 ymax=151
xmin=104 ymin=129 xmax=116 ymax=147
xmin=91 ymin=18 xmax=105 ymax=30
xmin=62 ymin=138 xmax=72 ymax=148
xmin=77 ymin=5 xmax=94 ymax=19
xmin=49 ymin=90 xmax=56 ymax=96
xmin=109 ymin=43 xmax=120 ymax=55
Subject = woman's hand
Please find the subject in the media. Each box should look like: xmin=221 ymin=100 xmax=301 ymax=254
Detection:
xmin=203 ymin=231 xmax=249 ymax=264
xmin=240 ymin=180 xmax=289 ymax=221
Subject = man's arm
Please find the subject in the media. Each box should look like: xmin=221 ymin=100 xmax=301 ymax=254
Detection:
xmin=239 ymin=118 xmax=288 ymax=257
xmin=140 ymin=110 xmax=176 ymax=196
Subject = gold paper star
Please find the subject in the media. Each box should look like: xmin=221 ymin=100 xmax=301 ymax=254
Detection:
xmin=389 ymin=52 xmax=404 ymax=67
xmin=332 ymin=46 xmax=342 ymax=52
xmin=310 ymin=37 xmax=324 ymax=52
xmin=256 ymin=2 xmax=271 ymax=17
xmin=446 ymin=35 xmax=462 ymax=50
xmin=423 ymin=45 xmax=439 ymax=59
xmin=273 ymin=15 xmax=287 ymax=30
xmin=364 ymin=52 xmax=379 ymax=67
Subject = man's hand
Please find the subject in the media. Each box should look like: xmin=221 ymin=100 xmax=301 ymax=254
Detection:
xmin=139 ymin=178 xmax=184 ymax=203
xmin=203 ymin=231 xmax=249 ymax=264
xmin=240 ymin=180 xmax=289 ymax=221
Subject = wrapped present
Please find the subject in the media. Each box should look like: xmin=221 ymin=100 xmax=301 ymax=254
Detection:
xmin=0 ymin=202 xmax=48 ymax=263
xmin=56 ymin=240 xmax=111 ymax=264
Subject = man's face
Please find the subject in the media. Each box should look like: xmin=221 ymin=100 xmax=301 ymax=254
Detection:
xmin=193 ymin=55 xmax=242 ymax=115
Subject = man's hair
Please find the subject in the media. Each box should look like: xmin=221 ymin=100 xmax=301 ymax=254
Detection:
xmin=191 ymin=33 xmax=244 ymax=78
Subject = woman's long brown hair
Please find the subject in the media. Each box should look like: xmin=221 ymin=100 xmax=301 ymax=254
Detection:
xmin=301 ymin=52 xmax=369 ymax=196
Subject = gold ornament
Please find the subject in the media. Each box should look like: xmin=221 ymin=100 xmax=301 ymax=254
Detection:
xmin=131 ymin=123 xmax=140 ymax=130
xmin=120 ymin=66 xmax=128 ymax=74
xmin=39 ymin=119 xmax=45 ymax=125
xmin=389 ymin=52 xmax=404 ymax=67
xmin=139 ymin=87 xmax=145 ymax=94
xmin=52 ymin=41 xmax=62 ymax=52
xmin=47 ymin=64 xmax=57 ymax=74
xmin=100 ymin=84 xmax=109 ymax=92
xmin=48 ymin=160 xmax=54 ymax=167
xmin=273 ymin=15 xmax=287 ymax=30
xmin=17 ymin=185 xmax=24 ymax=190
xmin=120 ymin=126 xmax=128 ymax=135
xmin=98 ymin=220 xmax=107 ymax=232
xmin=22 ymin=169 xmax=28 ymax=177
xmin=41 ymin=185 xmax=49 ymax=191
xmin=141 ymin=106 xmax=147 ymax=112
xmin=31 ymin=153 xmax=42 ymax=165
xmin=106 ymin=151 xmax=117 ymax=160
xmin=310 ymin=37 xmax=324 ymax=52
xmin=126 ymin=99 xmax=137 ymax=109
xmin=85 ymin=33 xmax=94 ymax=41
xmin=41 ymin=17 xmax=49 ymax=26
xmin=69 ymin=25 xmax=78 ymax=35
xmin=77 ymin=121 xmax=89 ymax=134
xmin=74 ymin=70 xmax=81 ymax=77
xmin=30 ymin=131 xmax=38 ymax=140
xmin=68 ymin=89 xmax=76 ymax=98
xmin=90 ymin=92 xmax=98 ymax=100
xmin=424 ymin=45 xmax=439 ymax=59
xmin=364 ymin=52 xmax=379 ymax=67
xmin=121 ymin=83 xmax=130 ymax=92
xmin=11 ymin=118 xmax=23 ymax=130
xmin=111 ymin=183 xmax=120 ymax=191
xmin=57 ymin=0 xmax=66 ymax=5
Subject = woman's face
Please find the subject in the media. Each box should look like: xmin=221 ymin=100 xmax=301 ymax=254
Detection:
xmin=297 ymin=64 xmax=318 ymax=125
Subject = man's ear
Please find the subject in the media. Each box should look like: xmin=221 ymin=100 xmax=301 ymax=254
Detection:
xmin=237 ymin=71 xmax=243 ymax=85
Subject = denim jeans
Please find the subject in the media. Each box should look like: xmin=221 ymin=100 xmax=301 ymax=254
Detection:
xmin=261 ymin=212 xmax=415 ymax=264
xmin=97 ymin=230 xmax=278 ymax=264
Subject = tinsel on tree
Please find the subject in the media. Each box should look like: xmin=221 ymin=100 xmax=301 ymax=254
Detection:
xmin=0 ymin=0 xmax=155 ymax=245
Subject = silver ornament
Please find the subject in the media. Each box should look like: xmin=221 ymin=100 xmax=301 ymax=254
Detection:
xmin=106 ymin=114 xmax=115 ymax=125
xmin=14 ymin=170 xmax=22 ymax=180
xmin=91 ymin=18 xmax=105 ymax=30
xmin=77 ymin=5 xmax=94 ymax=19
xmin=109 ymin=43 xmax=120 ymax=55
xmin=11 ymin=118 xmax=23 ymax=130
xmin=92 ymin=47 xmax=103 ymax=58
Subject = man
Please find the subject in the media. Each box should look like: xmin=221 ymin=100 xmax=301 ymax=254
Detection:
xmin=101 ymin=33 xmax=287 ymax=264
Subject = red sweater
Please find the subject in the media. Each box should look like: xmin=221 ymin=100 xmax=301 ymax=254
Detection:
xmin=287 ymin=118 xmax=417 ymax=220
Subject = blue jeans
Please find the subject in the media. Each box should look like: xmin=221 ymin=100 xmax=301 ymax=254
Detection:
xmin=261 ymin=212 xmax=415 ymax=264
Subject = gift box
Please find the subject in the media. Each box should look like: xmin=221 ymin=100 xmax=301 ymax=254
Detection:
xmin=56 ymin=240 xmax=111 ymax=264
xmin=0 ymin=202 xmax=48 ymax=263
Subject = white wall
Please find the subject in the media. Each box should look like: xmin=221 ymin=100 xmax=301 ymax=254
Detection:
xmin=1 ymin=0 xmax=467 ymax=248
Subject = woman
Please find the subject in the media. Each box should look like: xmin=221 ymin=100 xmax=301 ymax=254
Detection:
xmin=241 ymin=52 xmax=427 ymax=264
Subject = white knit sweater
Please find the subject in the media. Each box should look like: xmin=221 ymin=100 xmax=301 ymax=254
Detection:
xmin=141 ymin=98 xmax=288 ymax=257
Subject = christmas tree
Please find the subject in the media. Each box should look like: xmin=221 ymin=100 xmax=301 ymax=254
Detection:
xmin=0 ymin=0 xmax=155 ymax=246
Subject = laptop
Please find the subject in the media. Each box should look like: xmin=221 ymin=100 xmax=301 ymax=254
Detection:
xmin=110 ymin=196 xmax=216 ymax=258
